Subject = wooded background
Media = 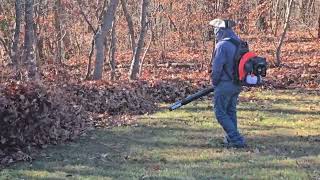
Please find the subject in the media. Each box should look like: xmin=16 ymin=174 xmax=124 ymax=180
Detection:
xmin=0 ymin=0 xmax=319 ymax=84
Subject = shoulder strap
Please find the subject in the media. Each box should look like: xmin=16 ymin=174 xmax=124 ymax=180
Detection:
xmin=224 ymin=38 xmax=240 ymax=47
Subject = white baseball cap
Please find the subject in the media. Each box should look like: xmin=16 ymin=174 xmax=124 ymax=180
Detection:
xmin=209 ymin=19 xmax=235 ymax=28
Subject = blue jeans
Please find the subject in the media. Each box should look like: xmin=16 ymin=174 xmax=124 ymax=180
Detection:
xmin=213 ymin=81 xmax=245 ymax=146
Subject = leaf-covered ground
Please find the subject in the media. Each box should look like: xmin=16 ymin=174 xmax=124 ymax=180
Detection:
xmin=1 ymin=90 xmax=320 ymax=179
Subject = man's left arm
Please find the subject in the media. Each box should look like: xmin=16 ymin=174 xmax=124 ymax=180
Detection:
xmin=211 ymin=44 xmax=227 ymax=86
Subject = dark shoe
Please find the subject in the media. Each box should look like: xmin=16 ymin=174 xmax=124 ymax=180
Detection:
xmin=222 ymin=135 xmax=248 ymax=149
xmin=222 ymin=141 xmax=248 ymax=149
xmin=223 ymin=136 xmax=230 ymax=144
xmin=232 ymin=143 xmax=248 ymax=149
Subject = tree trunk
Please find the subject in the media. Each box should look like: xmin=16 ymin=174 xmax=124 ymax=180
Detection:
xmin=35 ymin=0 xmax=45 ymax=62
xmin=34 ymin=2 xmax=41 ymax=68
xmin=256 ymin=0 xmax=267 ymax=32
xmin=318 ymin=13 xmax=320 ymax=39
xmin=139 ymin=27 xmax=153 ymax=77
xmin=76 ymin=0 xmax=99 ymax=79
xmin=306 ymin=0 xmax=315 ymax=22
xmin=11 ymin=0 xmax=22 ymax=65
xmin=93 ymin=0 xmax=119 ymax=80
xmin=24 ymin=0 xmax=39 ymax=80
xmin=129 ymin=0 xmax=149 ymax=80
xmin=109 ymin=17 xmax=117 ymax=80
xmin=222 ymin=0 xmax=229 ymax=11
xmin=275 ymin=0 xmax=294 ymax=67
xmin=86 ymin=37 xmax=95 ymax=79
xmin=269 ymin=3 xmax=273 ymax=30
xmin=120 ymin=0 xmax=135 ymax=53
xmin=273 ymin=0 xmax=281 ymax=35
xmin=54 ymin=0 xmax=64 ymax=64
xmin=24 ymin=0 xmax=34 ymax=60
xmin=76 ymin=0 xmax=97 ymax=34
xmin=300 ymin=0 xmax=307 ymax=23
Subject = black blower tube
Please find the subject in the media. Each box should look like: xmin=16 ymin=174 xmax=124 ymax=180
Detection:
xmin=169 ymin=87 xmax=214 ymax=111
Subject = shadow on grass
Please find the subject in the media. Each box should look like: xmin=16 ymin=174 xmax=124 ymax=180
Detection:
xmin=6 ymin=121 xmax=320 ymax=179
xmin=238 ymin=107 xmax=320 ymax=116
xmin=182 ymin=105 xmax=320 ymax=116
xmin=4 ymin=90 xmax=320 ymax=179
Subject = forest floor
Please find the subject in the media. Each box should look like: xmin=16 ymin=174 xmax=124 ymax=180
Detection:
xmin=1 ymin=90 xmax=320 ymax=180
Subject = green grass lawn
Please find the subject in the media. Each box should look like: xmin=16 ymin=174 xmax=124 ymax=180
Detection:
xmin=1 ymin=90 xmax=320 ymax=180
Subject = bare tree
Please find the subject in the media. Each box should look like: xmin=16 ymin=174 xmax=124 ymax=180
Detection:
xmin=120 ymin=0 xmax=135 ymax=53
xmin=109 ymin=16 xmax=117 ymax=80
xmin=54 ymin=0 xmax=64 ymax=64
xmin=318 ymin=13 xmax=320 ymax=39
xmin=76 ymin=0 xmax=98 ymax=79
xmin=256 ymin=0 xmax=267 ymax=32
xmin=275 ymin=0 xmax=294 ymax=67
xmin=93 ymin=0 xmax=119 ymax=80
xmin=24 ymin=0 xmax=39 ymax=80
xmin=0 ymin=2 xmax=13 ymax=60
xmin=129 ymin=0 xmax=149 ymax=80
xmin=34 ymin=3 xmax=40 ymax=60
xmin=273 ymin=0 xmax=281 ymax=35
xmin=222 ymin=0 xmax=229 ymax=11
xmin=139 ymin=26 xmax=153 ymax=77
xmin=77 ymin=0 xmax=109 ymax=80
xmin=11 ymin=0 xmax=22 ymax=65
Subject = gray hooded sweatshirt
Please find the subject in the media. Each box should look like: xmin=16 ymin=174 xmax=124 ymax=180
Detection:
xmin=211 ymin=28 xmax=240 ymax=86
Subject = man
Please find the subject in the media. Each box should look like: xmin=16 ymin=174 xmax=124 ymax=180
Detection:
xmin=209 ymin=19 xmax=247 ymax=148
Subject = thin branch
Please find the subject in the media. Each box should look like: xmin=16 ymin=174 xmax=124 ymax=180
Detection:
xmin=55 ymin=30 xmax=67 ymax=42
xmin=86 ymin=37 xmax=95 ymax=80
xmin=295 ymin=19 xmax=317 ymax=39
xmin=139 ymin=27 xmax=153 ymax=77
xmin=98 ymin=0 xmax=108 ymax=22
xmin=76 ymin=0 xmax=97 ymax=34
xmin=0 ymin=37 xmax=10 ymax=56
xmin=120 ymin=0 xmax=136 ymax=52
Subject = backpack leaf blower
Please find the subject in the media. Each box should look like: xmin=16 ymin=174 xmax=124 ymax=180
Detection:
xmin=168 ymin=87 xmax=214 ymax=111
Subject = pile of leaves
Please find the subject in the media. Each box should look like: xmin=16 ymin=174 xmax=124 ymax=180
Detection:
xmin=0 ymin=78 xmax=207 ymax=166
xmin=146 ymin=80 xmax=207 ymax=103
xmin=61 ymin=80 xmax=203 ymax=126
xmin=0 ymin=81 xmax=89 ymax=166
xmin=68 ymin=83 xmax=155 ymax=116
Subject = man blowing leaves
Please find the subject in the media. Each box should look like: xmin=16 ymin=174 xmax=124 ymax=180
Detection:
xmin=209 ymin=19 xmax=247 ymax=148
